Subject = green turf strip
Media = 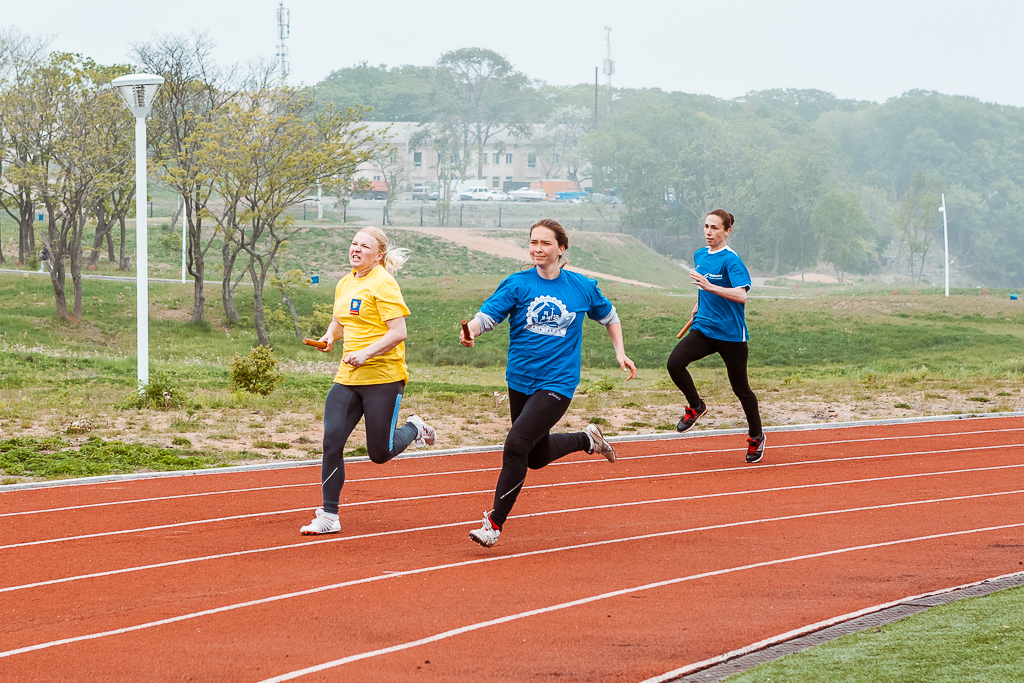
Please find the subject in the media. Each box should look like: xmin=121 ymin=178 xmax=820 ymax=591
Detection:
xmin=0 ymin=437 xmax=229 ymax=479
xmin=727 ymin=586 xmax=1024 ymax=682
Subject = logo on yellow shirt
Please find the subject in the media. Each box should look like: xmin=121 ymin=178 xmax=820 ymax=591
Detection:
xmin=350 ymin=299 xmax=362 ymax=315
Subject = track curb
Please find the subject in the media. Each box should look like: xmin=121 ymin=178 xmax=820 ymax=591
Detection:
xmin=2 ymin=411 xmax=1022 ymax=492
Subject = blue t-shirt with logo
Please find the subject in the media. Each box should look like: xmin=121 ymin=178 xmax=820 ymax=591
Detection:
xmin=692 ymin=246 xmax=751 ymax=342
xmin=479 ymin=268 xmax=616 ymax=397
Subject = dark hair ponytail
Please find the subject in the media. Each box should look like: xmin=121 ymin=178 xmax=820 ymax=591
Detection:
xmin=707 ymin=209 xmax=735 ymax=231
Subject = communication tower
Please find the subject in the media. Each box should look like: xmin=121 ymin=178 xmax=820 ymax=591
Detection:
xmin=276 ymin=2 xmax=290 ymax=82
xmin=602 ymin=27 xmax=615 ymax=116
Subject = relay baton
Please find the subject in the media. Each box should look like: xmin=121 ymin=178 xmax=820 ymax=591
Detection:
xmin=303 ymin=338 xmax=328 ymax=350
xmin=461 ymin=320 xmax=471 ymax=339
xmin=676 ymin=315 xmax=694 ymax=339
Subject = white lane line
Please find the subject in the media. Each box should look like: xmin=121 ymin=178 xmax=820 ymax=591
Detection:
xmin=5 ymin=427 xmax=1022 ymax=518
xmin=3 ymin=485 xmax=1024 ymax=595
xmin=3 ymin=491 xmax=1023 ymax=660
xmin=254 ymin=520 xmax=1024 ymax=681
xmin=3 ymin=449 xmax=1022 ymax=551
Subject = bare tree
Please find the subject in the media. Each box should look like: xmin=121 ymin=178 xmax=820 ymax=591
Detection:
xmin=368 ymin=129 xmax=408 ymax=223
xmin=532 ymin=106 xmax=592 ymax=182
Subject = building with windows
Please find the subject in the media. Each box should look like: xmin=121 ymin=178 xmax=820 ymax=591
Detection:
xmin=355 ymin=122 xmax=584 ymax=195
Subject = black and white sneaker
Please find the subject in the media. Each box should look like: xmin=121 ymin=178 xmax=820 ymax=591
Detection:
xmin=676 ymin=402 xmax=707 ymax=433
xmin=746 ymin=433 xmax=766 ymax=463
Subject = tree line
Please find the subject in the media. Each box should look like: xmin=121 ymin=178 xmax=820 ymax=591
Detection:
xmin=3 ymin=27 xmax=1022 ymax=349
xmin=0 ymin=30 xmax=378 ymax=346
xmin=317 ymin=57 xmax=1024 ymax=287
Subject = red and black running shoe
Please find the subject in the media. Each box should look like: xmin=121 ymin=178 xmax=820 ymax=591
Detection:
xmin=746 ymin=433 xmax=766 ymax=463
xmin=676 ymin=403 xmax=708 ymax=433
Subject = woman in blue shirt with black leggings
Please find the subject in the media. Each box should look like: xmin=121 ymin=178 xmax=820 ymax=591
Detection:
xmin=668 ymin=209 xmax=765 ymax=463
xmin=460 ymin=219 xmax=637 ymax=547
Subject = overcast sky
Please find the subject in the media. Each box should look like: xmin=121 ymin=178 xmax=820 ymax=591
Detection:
xmin=5 ymin=0 xmax=1023 ymax=107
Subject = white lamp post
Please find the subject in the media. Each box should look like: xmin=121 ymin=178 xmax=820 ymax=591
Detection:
xmin=938 ymin=193 xmax=949 ymax=297
xmin=111 ymin=73 xmax=164 ymax=386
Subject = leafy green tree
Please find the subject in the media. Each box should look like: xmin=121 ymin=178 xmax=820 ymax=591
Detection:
xmin=433 ymin=48 xmax=532 ymax=181
xmin=197 ymin=83 xmax=378 ymax=346
xmin=894 ymin=171 xmax=942 ymax=284
xmin=746 ymin=132 xmax=839 ymax=277
xmin=0 ymin=28 xmax=50 ymax=264
xmin=7 ymin=53 xmax=131 ymax=321
xmin=134 ymin=33 xmax=239 ymax=323
xmin=313 ymin=62 xmax=435 ymax=122
xmin=811 ymin=189 xmax=874 ymax=283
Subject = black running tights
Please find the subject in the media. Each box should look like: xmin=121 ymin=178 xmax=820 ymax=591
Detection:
xmin=320 ymin=381 xmax=417 ymax=514
xmin=667 ymin=329 xmax=762 ymax=437
xmin=489 ymin=388 xmax=590 ymax=528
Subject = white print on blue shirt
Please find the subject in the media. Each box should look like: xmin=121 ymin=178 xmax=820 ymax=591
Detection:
xmin=525 ymin=295 xmax=577 ymax=337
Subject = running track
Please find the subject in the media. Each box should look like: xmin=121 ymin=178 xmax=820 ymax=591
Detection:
xmin=2 ymin=415 xmax=1023 ymax=681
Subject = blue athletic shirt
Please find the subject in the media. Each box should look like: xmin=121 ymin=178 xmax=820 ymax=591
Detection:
xmin=692 ymin=245 xmax=752 ymax=342
xmin=477 ymin=268 xmax=617 ymax=397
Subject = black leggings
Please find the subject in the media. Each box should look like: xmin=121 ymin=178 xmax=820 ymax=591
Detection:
xmin=319 ymin=381 xmax=418 ymax=514
xmin=667 ymin=329 xmax=762 ymax=437
xmin=489 ymin=388 xmax=591 ymax=528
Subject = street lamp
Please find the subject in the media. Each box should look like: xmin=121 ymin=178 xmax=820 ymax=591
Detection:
xmin=111 ymin=73 xmax=164 ymax=386
xmin=938 ymin=193 xmax=949 ymax=297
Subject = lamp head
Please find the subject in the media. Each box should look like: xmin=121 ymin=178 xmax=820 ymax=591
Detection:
xmin=111 ymin=73 xmax=164 ymax=118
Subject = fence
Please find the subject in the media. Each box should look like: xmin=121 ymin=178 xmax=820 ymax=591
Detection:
xmin=336 ymin=202 xmax=626 ymax=233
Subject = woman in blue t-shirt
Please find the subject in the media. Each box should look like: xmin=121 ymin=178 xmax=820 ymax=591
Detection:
xmin=668 ymin=210 xmax=765 ymax=463
xmin=460 ymin=219 xmax=637 ymax=547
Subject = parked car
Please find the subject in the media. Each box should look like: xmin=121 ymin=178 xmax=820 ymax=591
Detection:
xmin=459 ymin=187 xmax=491 ymax=201
xmin=555 ymin=191 xmax=588 ymax=203
xmin=412 ymin=185 xmax=439 ymax=201
xmin=508 ymin=187 xmax=546 ymax=202
xmin=487 ymin=190 xmax=510 ymax=201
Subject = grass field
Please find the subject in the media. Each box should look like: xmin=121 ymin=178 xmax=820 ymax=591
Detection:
xmin=728 ymin=586 xmax=1024 ymax=682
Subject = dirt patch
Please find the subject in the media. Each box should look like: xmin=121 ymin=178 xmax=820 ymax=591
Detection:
xmin=7 ymin=381 xmax=1019 ymax=476
xmin=785 ymin=273 xmax=840 ymax=283
xmin=405 ymin=228 xmax=661 ymax=288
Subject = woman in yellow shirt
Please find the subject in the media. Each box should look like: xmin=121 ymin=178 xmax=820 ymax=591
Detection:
xmin=300 ymin=227 xmax=436 ymax=535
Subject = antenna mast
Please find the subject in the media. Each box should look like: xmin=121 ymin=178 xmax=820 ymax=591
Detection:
xmin=602 ymin=26 xmax=615 ymax=116
xmin=276 ymin=2 xmax=291 ymax=82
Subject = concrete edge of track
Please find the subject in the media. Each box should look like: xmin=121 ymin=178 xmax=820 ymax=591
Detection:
xmin=3 ymin=410 xmax=1022 ymax=493
xmin=661 ymin=570 xmax=1024 ymax=682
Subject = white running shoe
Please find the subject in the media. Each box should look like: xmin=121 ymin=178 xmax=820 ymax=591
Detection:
xmin=469 ymin=512 xmax=501 ymax=548
xmin=585 ymin=423 xmax=616 ymax=463
xmin=407 ymin=414 xmax=436 ymax=447
xmin=300 ymin=507 xmax=340 ymax=535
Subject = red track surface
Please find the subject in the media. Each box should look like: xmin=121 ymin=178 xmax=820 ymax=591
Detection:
xmin=2 ymin=415 xmax=1023 ymax=681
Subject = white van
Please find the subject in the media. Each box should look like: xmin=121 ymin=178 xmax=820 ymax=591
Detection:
xmin=459 ymin=187 xmax=492 ymax=201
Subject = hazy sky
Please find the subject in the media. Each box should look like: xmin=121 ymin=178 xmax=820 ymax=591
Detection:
xmin=5 ymin=0 xmax=1023 ymax=107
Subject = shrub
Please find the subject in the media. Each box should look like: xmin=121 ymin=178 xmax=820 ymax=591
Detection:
xmin=230 ymin=346 xmax=285 ymax=396
xmin=119 ymin=371 xmax=188 ymax=410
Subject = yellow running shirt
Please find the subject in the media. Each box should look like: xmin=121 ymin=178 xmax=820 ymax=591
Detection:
xmin=332 ymin=265 xmax=411 ymax=385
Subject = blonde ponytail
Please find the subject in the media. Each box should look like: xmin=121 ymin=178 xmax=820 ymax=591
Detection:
xmin=362 ymin=226 xmax=411 ymax=275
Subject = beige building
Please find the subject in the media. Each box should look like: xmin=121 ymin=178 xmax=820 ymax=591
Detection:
xmin=356 ymin=122 xmax=577 ymax=193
